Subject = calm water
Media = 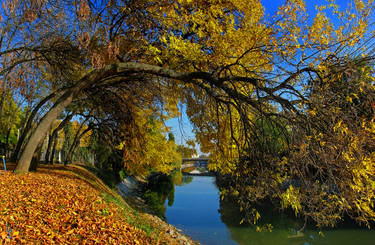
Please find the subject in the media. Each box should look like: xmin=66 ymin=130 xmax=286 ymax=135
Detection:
xmin=161 ymin=175 xmax=375 ymax=245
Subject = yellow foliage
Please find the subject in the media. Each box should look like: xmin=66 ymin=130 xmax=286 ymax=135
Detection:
xmin=280 ymin=185 xmax=302 ymax=216
xmin=121 ymin=108 xmax=181 ymax=176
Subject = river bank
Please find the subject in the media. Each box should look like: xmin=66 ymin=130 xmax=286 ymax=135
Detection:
xmin=0 ymin=163 xmax=199 ymax=244
xmin=118 ymin=175 xmax=199 ymax=245
xmin=130 ymin=172 xmax=375 ymax=245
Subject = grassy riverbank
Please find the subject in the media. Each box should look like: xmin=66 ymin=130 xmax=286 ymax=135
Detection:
xmin=0 ymin=164 xmax=196 ymax=244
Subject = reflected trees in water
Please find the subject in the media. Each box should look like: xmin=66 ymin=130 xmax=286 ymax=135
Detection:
xmin=142 ymin=171 xmax=193 ymax=219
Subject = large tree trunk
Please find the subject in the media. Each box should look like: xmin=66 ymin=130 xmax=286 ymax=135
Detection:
xmin=29 ymin=139 xmax=44 ymax=171
xmin=14 ymin=65 xmax=113 ymax=172
xmin=14 ymin=89 xmax=76 ymax=173
xmin=44 ymin=133 xmax=53 ymax=163
xmin=12 ymin=91 xmax=60 ymax=162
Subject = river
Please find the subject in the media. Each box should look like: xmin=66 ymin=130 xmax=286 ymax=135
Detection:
xmin=144 ymin=174 xmax=375 ymax=245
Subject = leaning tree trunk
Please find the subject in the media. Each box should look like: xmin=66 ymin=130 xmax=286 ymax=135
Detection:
xmin=14 ymin=62 xmax=189 ymax=172
xmin=44 ymin=133 xmax=53 ymax=164
xmin=14 ymin=66 xmax=99 ymax=172
xmin=12 ymin=91 xmax=60 ymax=162
xmin=44 ymin=113 xmax=73 ymax=164
xmin=49 ymin=132 xmax=58 ymax=164
xmin=29 ymin=139 xmax=44 ymax=171
xmin=14 ymin=65 xmax=112 ymax=172
xmin=14 ymin=89 xmax=77 ymax=173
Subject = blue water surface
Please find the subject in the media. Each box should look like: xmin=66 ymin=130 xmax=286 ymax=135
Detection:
xmin=166 ymin=176 xmax=236 ymax=245
xmin=164 ymin=176 xmax=375 ymax=245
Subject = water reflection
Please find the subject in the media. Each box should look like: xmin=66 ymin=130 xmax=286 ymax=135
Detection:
xmin=172 ymin=171 xmax=194 ymax=186
xmin=218 ymin=187 xmax=375 ymax=245
xmin=143 ymin=173 xmax=375 ymax=245
xmin=142 ymin=171 xmax=194 ymax=219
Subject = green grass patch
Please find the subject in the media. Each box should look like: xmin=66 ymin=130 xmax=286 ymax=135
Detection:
xmin=99 ymin=192 xmax=157 ymax=237
xmin=70 ymin=165 xmax=164 ymax=240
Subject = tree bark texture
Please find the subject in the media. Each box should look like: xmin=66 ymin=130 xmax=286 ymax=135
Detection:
xmin=12 ymin=91 xmax=60 ymax=162
xmin=14 ymin=65 xmax=116 ymax=172
xmin=29 ymin=139 xmax=44 ymax=172
xmin=15 ymin=89 xmax=76 ymax=172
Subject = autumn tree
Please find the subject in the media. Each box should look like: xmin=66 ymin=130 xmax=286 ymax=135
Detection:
xmin=282 ymin=57 xmax=375 ymax=227
xmin=1 ymin=0 xmax=375 ymax=228
xmin=224 ymin=57 xmax=375 ymax=228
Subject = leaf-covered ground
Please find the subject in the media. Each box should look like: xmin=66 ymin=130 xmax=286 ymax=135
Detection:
xmin=0 ymin=164 xmax=158 ymax=244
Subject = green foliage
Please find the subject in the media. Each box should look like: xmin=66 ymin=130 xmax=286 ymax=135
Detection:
xmin=119 ymin=168 xmax=129 ymax=180
xmin=252 ymin=117 xmax=289 ymax=156
xmin=0 ymin=93 xmax=25 ymax=147
xmin=168 ymin=132 xmax=175 ymax=142
xmin=121 ymin=110 xmax=182 ymax=176
xmin=142 ymin=173 xmax=175 ymax=219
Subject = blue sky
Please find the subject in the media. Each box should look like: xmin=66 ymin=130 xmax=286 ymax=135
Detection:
xmin=262 ymin=0 xmax=353 ymax=16
xmin=165 ymin=104 xmax=197 ymax=151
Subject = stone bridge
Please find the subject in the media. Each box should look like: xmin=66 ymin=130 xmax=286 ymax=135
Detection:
xmin=181 ymin=158 xmax=209 ymax=169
